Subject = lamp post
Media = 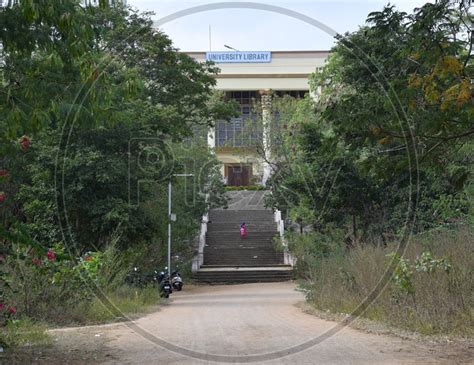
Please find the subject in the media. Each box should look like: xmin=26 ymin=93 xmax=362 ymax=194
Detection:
xmin=168 ymin=174 xmax=194 ymax=277
xmin=224 ymin=44 xmax=240 ymax=51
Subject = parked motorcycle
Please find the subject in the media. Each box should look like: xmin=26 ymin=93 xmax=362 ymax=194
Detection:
xmin=155 ymin=267 xmax=172 ymax=298
xmin=170 ymin=269 xmax=183 ymax=291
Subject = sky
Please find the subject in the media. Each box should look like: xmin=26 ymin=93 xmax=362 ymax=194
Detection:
xmin=126 ymin=0 xmax=432 ymax=51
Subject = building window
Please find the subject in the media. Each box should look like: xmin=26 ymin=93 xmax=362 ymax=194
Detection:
xmin=274 ymin=90 xmax=307 ymax=98
xmin=215 ymin=90 xmax=306 ymax=147
xmin=216 ymin=117 xmax=260 ymax=147
xmin=216 ymin=91 xmax=260 ymax=147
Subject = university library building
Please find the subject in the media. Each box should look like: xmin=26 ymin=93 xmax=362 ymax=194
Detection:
xmin=185 ymin=50 xmax=329 ymax=186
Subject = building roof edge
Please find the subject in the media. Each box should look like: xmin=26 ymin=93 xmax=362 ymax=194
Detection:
xmin=183 ymin=50 xmax=331 ymax=55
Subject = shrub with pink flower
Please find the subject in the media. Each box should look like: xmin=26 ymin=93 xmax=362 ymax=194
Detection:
xmin=47 ymin=249 xmax=56 ymax=261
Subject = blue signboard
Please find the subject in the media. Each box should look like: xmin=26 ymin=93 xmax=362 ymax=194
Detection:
xmin=206 ymin=51 xmax=271 ymax=63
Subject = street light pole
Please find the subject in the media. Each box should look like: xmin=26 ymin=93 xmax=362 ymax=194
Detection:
xmin=224 ymin=44 xmax=240 ymax=51
xmin=168 ymin=174 xmax=194 ymax=278
xmin=167 ymin=179 xmax=172 ymax=278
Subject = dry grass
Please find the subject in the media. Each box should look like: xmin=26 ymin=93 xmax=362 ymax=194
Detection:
xmin=305 ymin=226 xmax=473 ymax=337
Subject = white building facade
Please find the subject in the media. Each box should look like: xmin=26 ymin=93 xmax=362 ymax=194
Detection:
xmin=186 ymin=50 xmax=329 ymax=186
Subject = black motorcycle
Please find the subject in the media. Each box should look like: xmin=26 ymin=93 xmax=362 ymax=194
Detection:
xmin=155 ymin=268 xmax=172 ymax=298
xmin=170 ymin=269 xmax=183 ymax=291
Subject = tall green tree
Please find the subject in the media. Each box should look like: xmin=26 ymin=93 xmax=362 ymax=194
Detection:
xmin=266 ymin=1 xmax=472 ymax=244
xmin=0 ymin=1 xmax=233 ymax=325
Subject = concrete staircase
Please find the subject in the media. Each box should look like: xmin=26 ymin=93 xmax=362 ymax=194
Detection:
xmin=194 ymin=191 xmax=293 ymax=284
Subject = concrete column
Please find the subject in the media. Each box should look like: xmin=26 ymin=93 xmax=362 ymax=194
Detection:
xmin=207 ymin=125 xmax=216 ymax=150
xmin=260 ymin=90 xmax=272 ymax=185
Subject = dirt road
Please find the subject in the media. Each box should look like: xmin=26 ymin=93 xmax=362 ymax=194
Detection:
xmin=46 ymin=282 xmax=472 ymax=364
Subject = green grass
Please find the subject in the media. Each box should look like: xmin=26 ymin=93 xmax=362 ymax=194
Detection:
xmin=70 ymin=285 xmax=163 ymax=324
xmin=0 ymin=285 xmax=162 ymax=352
xmin=0 ymin=319 xmax=52 ymax=349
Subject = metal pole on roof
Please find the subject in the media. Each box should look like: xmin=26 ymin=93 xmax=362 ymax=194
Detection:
xmin=209 ymin=25 xmax=212 ymax=51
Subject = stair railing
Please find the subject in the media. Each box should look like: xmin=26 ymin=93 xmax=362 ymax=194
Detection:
xmin=192 ymin=190 xmax=211 ymax=273
xmin=192 ymin=212 xmax=208 ymax=273
xmin=274 ymin=209 xmax=295 ymax=267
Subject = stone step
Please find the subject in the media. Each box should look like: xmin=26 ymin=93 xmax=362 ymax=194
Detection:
xmin=204 ymin=257 xmax=283 ymax=262
xmin=206 ymin=240 xmax=277 ymax=245
xmin=204 ymin=251 xmax=282 ymax=256
xmin=204 ymin=255 xmax=281 ymax=258
xmin=204 ymin=255 xmax=283 ymax=259
xmin=193 ymin=267 xmax=293 ymax=284
xmin=204 ymin=257 xmax=283 ymax=261
xmin=204 ymin=248 xmax=279 ymax=252
xmin=203 ymin=262 xmax=284 ymax=266
xmin=207 ymin=231 xmax=277 ymax=237
xmin=215 ymin=191 xmax=269 ymax=211
xmin=203 ymin=255 xmax=283 ymax=261
xmin=208 ymin=223 xmax=277 ymax=231
xmin=209 ymin=210 xmax=274 ymax=222
xmin=200 ymin=264 xmax=290 ymax=268
xmin=204 ymin=249 xmax=282 ymax=254
xmin=207 ymin=236 xmax=277 ymax=241
xmin=200 ymin=203 xmax=288 ymax=283
xmin=209 ymin=211 xmax=273 ymax=218
xmin=206 ymin=243 xmax=277 ymax=247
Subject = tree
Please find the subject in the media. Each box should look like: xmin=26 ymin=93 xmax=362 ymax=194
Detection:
xmin=0 ymin=1 xmax=233 ymax=325
xmin=266 ymin=1 xmax=472 ymax=245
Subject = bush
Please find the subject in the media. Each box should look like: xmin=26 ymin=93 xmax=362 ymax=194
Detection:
xmin=2 ymin=237 xmax=133 ymax=325
xmin=300 ymin=226 xmax=474 ymax=336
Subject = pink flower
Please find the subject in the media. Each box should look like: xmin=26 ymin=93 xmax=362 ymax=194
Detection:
xmin=0 ymin=303 xmax=4 ymax=310
xmin=7 ymin=306 xmax=16 ymax=315
xmin=47 ymin=249 xmax=56 ymax=261
xmin=20 ymin=135 xmax=30 ymax=151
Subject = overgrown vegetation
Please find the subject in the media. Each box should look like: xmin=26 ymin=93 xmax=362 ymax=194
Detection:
xmin=0 ymin=319 xmax=51 ymax=350
xmin=303 ymin=227 xmax=473 ymax=336
xmin=0 ymin=1 xmax=232 ymax=349
xmin=263 ymin=0 xmax=473 ymax=337
xmin=70 ymin=285 xmax=163 ymax=324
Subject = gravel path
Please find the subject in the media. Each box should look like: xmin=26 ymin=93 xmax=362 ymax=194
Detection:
xmin=42 ymin=282 xmax=473 ymax=364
